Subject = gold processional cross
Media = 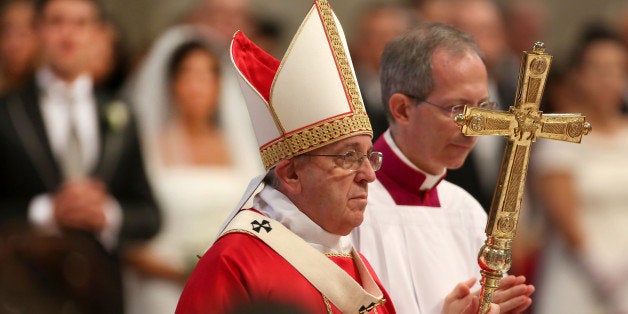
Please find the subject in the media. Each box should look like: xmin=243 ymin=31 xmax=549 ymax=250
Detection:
xmin=454 ymin=42 xmax=592 ymax=314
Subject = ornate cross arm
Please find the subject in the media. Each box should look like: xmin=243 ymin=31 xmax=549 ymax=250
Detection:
xmin=454 ymin=42 xmax=591 ymax=313
xmin=538 ymin=114 xmax=591 ymax=143
xmin=455 ymin=109 xmax=590 ymax=142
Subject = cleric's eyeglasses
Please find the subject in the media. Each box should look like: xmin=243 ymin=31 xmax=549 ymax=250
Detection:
xmin=404 ymin=94 xmax=498 ymax=119
xmin=302 ymin=151 xmax=383 ymax=171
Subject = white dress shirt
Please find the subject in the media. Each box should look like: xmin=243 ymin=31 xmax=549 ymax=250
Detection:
xmin=38 ymin=66 xmax=99 ymax=172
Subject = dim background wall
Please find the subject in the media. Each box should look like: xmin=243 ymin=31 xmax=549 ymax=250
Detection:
xmin=103 ymin=0 xmax=628 ymax=68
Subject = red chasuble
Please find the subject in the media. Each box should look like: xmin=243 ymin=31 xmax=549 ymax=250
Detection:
xmin=176 ymin=229 xmax=395 ymax=313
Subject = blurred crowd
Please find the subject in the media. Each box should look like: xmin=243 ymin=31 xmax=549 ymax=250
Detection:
xmin=1 ymin=0 xmax=627 ymax=313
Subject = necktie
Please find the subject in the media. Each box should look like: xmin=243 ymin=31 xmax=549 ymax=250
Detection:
xmin=61 ymin=92 xmax=85 ymax=179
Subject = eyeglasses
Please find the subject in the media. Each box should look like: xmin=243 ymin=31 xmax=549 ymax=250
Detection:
xmin=404 ymin=94 xmax=498 ymax=119
xmin=302 ymin=151 xmax=383 ymax=172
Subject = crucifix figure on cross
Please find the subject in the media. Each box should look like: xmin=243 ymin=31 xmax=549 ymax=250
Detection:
xmin=454 ymin=42 xmax=592 ymax=313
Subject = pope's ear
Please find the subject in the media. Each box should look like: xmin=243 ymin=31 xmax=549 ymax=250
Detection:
xmin=388 ymin=93 xmax=413 ymax=125
xmin=274 ymin=159 xmax=302 ymax=194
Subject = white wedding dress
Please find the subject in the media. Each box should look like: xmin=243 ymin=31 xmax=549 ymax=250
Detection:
xmin=123 ymin=25 xmax=263 ymax=314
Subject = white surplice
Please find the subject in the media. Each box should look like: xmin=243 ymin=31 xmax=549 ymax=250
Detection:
xmin=352 ymin=131 xmax=487 ymax=314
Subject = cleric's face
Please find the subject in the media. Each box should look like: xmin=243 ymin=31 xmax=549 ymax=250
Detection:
xmin=397 ymin=49 xmax=488 ymax=175
xmin=294 ymin=135 xmax=377 ymax=236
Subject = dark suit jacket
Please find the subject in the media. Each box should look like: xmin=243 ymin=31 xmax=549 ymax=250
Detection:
xmin=0 ymin=77 xmax=160 ymax=313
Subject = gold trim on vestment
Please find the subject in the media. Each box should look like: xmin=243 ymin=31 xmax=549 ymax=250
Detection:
xmin=324 ymin=252 xmax=353 ymax=258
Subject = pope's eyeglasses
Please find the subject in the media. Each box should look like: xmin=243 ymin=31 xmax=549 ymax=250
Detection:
xmin=404 ymin=94 xmax=498 ymax=119
xmin=302 ymin=151 xmax=383 ymax=171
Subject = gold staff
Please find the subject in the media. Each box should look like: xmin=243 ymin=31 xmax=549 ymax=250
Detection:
xmin=454 ymin=42 xmax=592 ymax=313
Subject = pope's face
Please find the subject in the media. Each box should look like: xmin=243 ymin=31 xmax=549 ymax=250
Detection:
xmin=399 ymin=48 xmax=489 ymax=175
xmin=38 ymin=0 xmax=100 ymax=81
xmin=294 ymin=135 xmax=376 ymax=236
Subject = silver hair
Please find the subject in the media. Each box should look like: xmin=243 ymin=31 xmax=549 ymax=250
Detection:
xmin=262 ymin=155 xmax=309 ymax=189
xmin=379 ymin=22 xmax=483 ymax=122
xmin=263 ymin=169 xmax=280 ymax=189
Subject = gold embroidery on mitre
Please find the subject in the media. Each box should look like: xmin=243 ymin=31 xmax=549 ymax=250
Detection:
xmin=260 ymin=113 xmax=372 ymax=169
xmin=260 ymin=138 xmax=292 ymax=170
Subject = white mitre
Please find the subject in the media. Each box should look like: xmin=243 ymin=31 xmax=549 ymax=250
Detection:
xmin=230 ymin=0 xmax=372 ymax=170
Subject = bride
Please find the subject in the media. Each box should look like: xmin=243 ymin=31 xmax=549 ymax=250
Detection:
xmin=122 ymin=26 xmax=262 ymax=314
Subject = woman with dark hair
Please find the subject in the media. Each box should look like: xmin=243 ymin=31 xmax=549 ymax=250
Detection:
xmin=123 ymin=29 xmax=262 ymax=314
xmin=530 ymin=22 xmax=628 ymax=313
xmin=159 ymin=40 xmax=226 ymax=167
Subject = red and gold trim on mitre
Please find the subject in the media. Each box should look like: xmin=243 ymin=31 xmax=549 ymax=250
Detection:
xmin=230 ymin=0 xmax=372 ymax=170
